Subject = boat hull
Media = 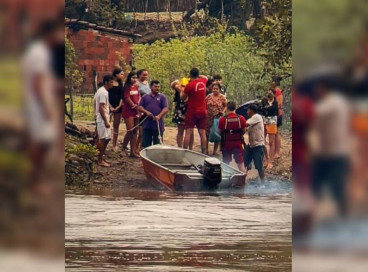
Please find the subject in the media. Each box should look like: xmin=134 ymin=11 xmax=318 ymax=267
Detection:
xmin=141 ymin=156 xmax=176 ymax=191
xmin=140 ymin=145 xmax=246 ymax=192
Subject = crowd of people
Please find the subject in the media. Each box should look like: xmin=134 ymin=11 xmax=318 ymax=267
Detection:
xmin=94 ymin=67 xmax=284 ymax=182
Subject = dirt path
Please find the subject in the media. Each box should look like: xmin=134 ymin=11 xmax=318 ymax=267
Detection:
xmin=68 ymin=121 xmax=291 ymax=190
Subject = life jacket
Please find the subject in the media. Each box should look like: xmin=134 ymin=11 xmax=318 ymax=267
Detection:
xmin=221 ymin=114 xmax=246 ymax=148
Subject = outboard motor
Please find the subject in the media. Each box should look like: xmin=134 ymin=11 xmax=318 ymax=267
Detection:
xmin=203 ymin=158 xmax=222 ymax=190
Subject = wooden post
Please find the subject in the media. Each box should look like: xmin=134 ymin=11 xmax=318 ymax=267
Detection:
xmin=168 ymin=0 xmax=171 ymax=19
xmin=144 ymin=0 xmax=148 ymax=23
xmin=92 ymin=70 xmax=97 ymax=93
xmin=69 ymin=71 xmax=74 ymax=122
xmin=221 ymin=0 xmax=224 ymax=21
xmin=156 ymin=0 xmax=160 ymax=21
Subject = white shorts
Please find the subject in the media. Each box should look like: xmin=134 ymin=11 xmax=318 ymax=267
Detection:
xmin=96 ymin=122 xmax=112 ymax=140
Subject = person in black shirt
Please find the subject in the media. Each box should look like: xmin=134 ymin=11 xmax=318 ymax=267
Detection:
xmin=262 ymin=90 xmax=278 ymax=169
xmin=109 ymin=68 xmax=125 ymax=151
xmin=206 ymin=78 xmax=214 ymax=96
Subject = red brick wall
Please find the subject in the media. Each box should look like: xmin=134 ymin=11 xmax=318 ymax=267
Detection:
xmin=0 ymin=0 xmax=64 ymax=52
xmin=66 ymin=27 xmax=133 ymax=93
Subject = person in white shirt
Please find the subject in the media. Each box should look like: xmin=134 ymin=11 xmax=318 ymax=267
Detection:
xmin=312 ymin=79 xmax=350 ymax=215
xmin=136 ymin=69 xmax=150 ymax=152
xmin=137 ymin=69 xmax=151 ymax=96
xmin=244 ymin=104 xmax=265 ymax=182
xmin=23 ymin=18 xmax=62 ymax=193
xmin=95 ymin=75 xmax=114 ymax=167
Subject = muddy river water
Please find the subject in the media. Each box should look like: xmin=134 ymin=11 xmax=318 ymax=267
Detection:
xmin=65 ymin=181 xmax=291 ymax=271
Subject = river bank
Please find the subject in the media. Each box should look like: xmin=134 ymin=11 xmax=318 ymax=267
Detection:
xmin=65 ymin=121 xmax=292 ymax=191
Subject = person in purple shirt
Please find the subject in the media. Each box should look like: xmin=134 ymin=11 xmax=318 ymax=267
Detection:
xmin=138 ymin=80 xmax=169 ymax=148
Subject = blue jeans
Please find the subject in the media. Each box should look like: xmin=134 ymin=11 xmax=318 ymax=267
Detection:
xmin=244 ymin=145 xmax=265 ymax=181
xmin=142 ymin=129 xmax=161 ymax=148
xmin=312 ymin=156 xmax=348 ymax=214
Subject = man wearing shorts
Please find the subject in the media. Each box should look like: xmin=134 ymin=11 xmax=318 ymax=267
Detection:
xmin=244 ymin=104 xmax=265 ymax=182
xmin=218 ymin=101 xmax=247 ymax=173
xmin=181 ymin=68 xmax=208 ymax=154
xmin=95 ymin=75 xmax=114 ymax=167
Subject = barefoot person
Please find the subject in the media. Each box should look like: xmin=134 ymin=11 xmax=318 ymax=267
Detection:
xmin=23 ymin=18 xmax=61 ymax=193
xmin=263 ymin=90 xmax=278 ymax=169
xmin=244 ymin=104 xmax=265 ymax=182
xmin=181 ymin=68 xmax=208 ymax=154
xmin=109 ymin=68 xmax=124 ymax=151
xmin=171 ymin=78 xmax=194 ymax=149
xmin=95 ymin=75 xmax=114 ymax=167
xmin=121 ymin=72 xmax=140 ymax=158
xmin=138 ymin=80 xmax=169 ymax=148
xmin=273 ymin=81 xmax=283 ymax=158
xmin=218 ymin=101 xmax=247 ymax=173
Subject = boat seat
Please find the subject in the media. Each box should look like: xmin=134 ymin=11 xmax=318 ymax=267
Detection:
xmin=175 ymin=169 xmax=200 ymax=173
xmin=161 ymin=163 xmax=193 ymax=167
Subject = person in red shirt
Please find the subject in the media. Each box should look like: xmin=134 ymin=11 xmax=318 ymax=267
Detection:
xmin=292 ymin=90 xmax=315 ymax=191
xmin=121 ymin=71 xmax=141 ymax=158
xmin=218 ymin=101 xmax=247 ymax=173
xmin=180 ymin=68 xmax=208 ymax=154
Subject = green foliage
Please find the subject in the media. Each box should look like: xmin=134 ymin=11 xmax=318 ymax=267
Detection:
xmin=66 ymin=36 xmax=84 ymax=92
xmin=66 ymin=0 xmax=126 ymax=28
xmin=66 ymin=36 xmax=84 ymax=119
xmin=132 ymin=32 xmax=272 ymax=108
xmin=65 ymin=142 xmax=98 ymax=186
xmin=66 ymin=143 xmax=98 ymax=158
xmin=131 ymin=29 xmax=291 ymax=130
xmin=252 ymin=0 xmax=292 ymax=75
xmin=0 ymin=150 xmax=30 ymax=177
xmin=65 ymin=94 xmax=95 ymax=121
xmin=0 ymin=58 xmax=21 ymax=107
xmin=176 ymin=9 xmax=232 ymax=38
xmin=293 ymin=0 xmax=366 ymax=77
xmin=115 ymin=51 xmax=133 ymax=74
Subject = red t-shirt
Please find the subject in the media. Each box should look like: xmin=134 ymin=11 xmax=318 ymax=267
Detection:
xmin=275 ymin=87 xmax=283 ymax=115
xmin=292 ymin=91 xmax=314 ymax=163
xmin=122 ymin=85 xmax=140 ymax=118
xmin=184 ymin=77 xmax=207 ymax=116
xmin=218 ymin=112 xmax=246 ymax=150
xmin=275 ymin=87 xmax=282 ymax=97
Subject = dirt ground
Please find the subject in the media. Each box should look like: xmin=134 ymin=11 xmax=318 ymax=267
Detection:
xmin=68 ymin=120 xmax=291 ymax=190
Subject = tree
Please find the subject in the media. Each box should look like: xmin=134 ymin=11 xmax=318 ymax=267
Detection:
xmin=251 ymin=0 xmax=292 ymax=75
xmin=65 ymin=0 xmax=126 ymax=28
xmin=131 ymin=31 xmax=272 ymax=108
xmin=65 ymin=36 xmax=84 ymax=121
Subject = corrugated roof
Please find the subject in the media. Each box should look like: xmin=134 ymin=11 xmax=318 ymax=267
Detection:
xmin=65 ymin=18 xmax=142 ymax=38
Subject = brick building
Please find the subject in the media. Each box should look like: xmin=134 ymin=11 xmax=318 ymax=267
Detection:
xmin=66 ymin=19 xmax=141 ymax=93
xmin=0 ymin=0 xmax=64 ymax=53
